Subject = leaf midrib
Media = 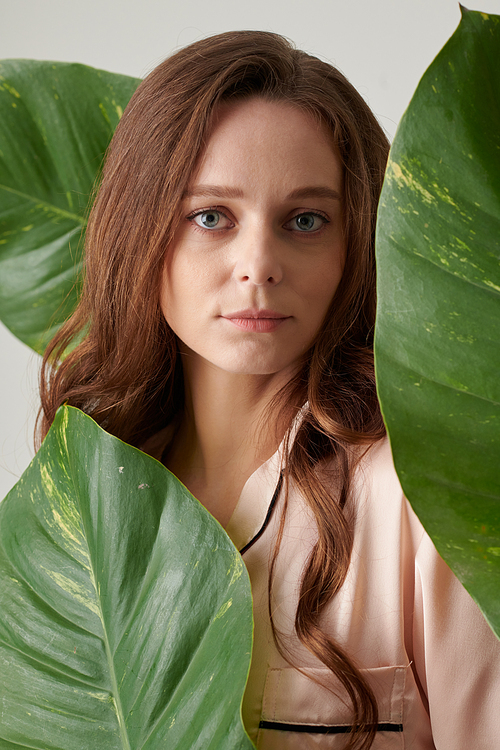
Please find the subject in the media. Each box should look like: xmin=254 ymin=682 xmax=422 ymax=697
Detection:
xmin=66 ymin=443 xmax=132 ymax=750
xmin=0 ymin=183 xmax=86 ymax=225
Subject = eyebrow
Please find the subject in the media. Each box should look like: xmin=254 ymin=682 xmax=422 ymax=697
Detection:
xmin=182 ymin=185 xmax=341 ymax=201
xmin=285 ymin=186 xmax=341 ymax=201
xmin=182 ymin=185 xmax=244 ymax=199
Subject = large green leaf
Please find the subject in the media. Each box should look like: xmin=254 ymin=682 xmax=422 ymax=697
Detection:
xmin=0 ymin=405 xmax=254 ymax=748
xmin=375 ymin=9 xmax=500 ymax=636
xmin=0 ymin=60 xmax=139 ymax=352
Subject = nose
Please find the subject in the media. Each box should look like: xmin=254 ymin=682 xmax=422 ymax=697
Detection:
xmin=233 ymin=225 xmax=283 ymax=286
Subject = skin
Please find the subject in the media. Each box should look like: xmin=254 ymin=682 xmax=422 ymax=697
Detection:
xmin=160 ymin=98 xmax=346 ymax=525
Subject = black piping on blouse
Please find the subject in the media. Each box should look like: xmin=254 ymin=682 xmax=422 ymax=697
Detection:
xmin=243 ymin=474 xmax=405 ymax=738
xmin=259 ymin=720 xmax=403 ymax=734
xmin=239 ymin=471 xmax=283 ymax=555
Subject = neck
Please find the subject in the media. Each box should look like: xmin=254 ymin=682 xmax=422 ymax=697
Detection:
xmin=163 ymin=352 xmax=297 ymax=526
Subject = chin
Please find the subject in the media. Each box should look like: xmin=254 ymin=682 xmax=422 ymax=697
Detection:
xmin=211 ymin=353 xmax=299 ymax=379
xmin=218 ymin=361 xmax=284 ymax=376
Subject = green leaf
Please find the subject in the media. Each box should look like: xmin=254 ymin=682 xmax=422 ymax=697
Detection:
xmin=0 ymin=60 xmax=140 ymax=353
xmin=375 ymin=9 xmax=500 ymax=637
xmin=0 ymin=405 xmax=254 ymax=748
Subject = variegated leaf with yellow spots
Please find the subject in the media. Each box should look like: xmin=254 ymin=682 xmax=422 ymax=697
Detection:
xmin=375 ymin=8 xmax=500 ymax=638
xmin=0 ymin=60 xmax=139 ymax=352
xmin=0 ymin=405 xmax=254 ymax=748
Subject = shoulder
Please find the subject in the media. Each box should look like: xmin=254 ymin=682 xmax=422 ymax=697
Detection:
xmin=353 ymin=436 xmax=408 ymax=506
xmin=341 ymin=436 xmax=427 ymax=553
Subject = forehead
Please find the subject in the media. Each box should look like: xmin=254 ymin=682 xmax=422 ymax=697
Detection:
xmin=190 ymin=98 xmax=343 ymax=194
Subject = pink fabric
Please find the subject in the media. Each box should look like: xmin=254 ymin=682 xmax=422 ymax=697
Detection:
xmin=225 ymin=438 xmax=500 ymax=749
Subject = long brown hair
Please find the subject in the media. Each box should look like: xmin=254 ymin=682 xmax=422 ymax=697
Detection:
xmin=39 ymin=31 xmax=389 ymax=748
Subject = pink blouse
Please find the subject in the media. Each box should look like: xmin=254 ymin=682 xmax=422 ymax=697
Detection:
xmin=225 ymin=437 xmax=500 ymax=749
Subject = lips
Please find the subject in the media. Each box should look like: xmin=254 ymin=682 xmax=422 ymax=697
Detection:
xmin=222 ymin=309 xmax=290 ymax=332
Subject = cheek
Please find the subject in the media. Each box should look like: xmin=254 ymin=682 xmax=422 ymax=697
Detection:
xmin=159 ymin=258 xmax=187 ymax=331
xmin=159 ymin=249 xmax=222 ymax=331
xmin=160 ymin=241 xmax=196 ymax=308
xmin=307 ymin=254 xmax=345 ymax=316
xmin=159 ymin=264 xmax=173 ymax=324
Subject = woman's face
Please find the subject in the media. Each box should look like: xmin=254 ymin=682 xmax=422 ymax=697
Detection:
xmin=160 ymin=98 xmax=345 ymax=382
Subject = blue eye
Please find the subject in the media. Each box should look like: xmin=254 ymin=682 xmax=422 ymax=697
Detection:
xmin=196 ymin=210 xmax=221 ymax=228
xmin=283 ymin=212 xmax=328 ymax=233
xmin=293 ymin=213 xmax=324 ymax=231
xmin=189 ymin=209 xmax=234 ymax=231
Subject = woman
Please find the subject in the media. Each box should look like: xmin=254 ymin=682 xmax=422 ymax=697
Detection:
xmin=38 ymin=31 xmax=500 ymax=749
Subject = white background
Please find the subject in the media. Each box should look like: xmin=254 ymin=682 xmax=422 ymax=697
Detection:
xmin=1 ymin=0 xmax=499 ymax=498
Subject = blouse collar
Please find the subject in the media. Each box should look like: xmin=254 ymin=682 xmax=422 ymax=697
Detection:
xmin=224 ymin=402 xmax=307 ymax=551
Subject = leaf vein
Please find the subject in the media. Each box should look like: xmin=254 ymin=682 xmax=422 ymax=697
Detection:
xmin=0 ymin=183 xmax=85 ymax=225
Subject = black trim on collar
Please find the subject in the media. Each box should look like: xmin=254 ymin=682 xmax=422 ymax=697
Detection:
xmin=259 ymin=720 xmax=403 ymax=734
xmin=239 ymin=472 xmax=283 ymax=555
